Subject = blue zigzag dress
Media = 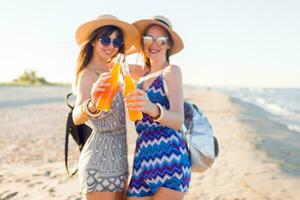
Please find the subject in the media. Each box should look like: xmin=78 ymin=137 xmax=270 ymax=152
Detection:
xmin=127 ymin=74 xmax=191 ymax=197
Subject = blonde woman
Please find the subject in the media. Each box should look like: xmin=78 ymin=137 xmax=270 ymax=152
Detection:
xmin=126 ymin=16 xmax=191 ymax=200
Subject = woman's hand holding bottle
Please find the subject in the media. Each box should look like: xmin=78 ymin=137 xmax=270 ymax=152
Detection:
xmin=125 ymin=89 xmax=158 ymax=118
xmin=91 ymin=72 xmax=111 ymax=105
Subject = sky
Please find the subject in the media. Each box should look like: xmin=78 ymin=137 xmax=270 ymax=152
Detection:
xmin=0 ymin=0 xmax=299 ymax=88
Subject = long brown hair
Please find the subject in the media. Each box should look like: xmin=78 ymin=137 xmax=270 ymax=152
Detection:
xmin=141 ymin=25 xmax=173 ymax=69
xmin=75 ymin=25 xmax=124 ymax=86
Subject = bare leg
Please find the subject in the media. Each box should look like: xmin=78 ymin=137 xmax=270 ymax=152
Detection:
xmin=85 ymin=191 xmax=125 ymax=200
xmin=127 ymin=196 xmax=152 ymax=200
xmin=152 ymin=187 xmax=186 ymax=200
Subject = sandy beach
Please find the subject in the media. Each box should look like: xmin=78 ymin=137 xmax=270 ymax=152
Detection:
xmin=0 ymin=86 xmax=299 ymax=200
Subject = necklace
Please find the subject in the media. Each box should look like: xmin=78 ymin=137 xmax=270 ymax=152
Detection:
xmin=87 ymin=63 xmax=108 ymax=76
xmin=87 ymin=67 xmax=101 ymax=76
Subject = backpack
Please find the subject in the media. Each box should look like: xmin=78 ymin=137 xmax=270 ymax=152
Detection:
xmin=161 ymin=78 xmax=219 ymax=172
xmin=183 ymin=101 xmax=219 ymax=172
xmin=65 ymin=93 xmax=92 ymax=176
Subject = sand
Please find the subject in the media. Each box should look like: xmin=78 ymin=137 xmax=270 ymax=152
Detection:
xmin=0 ymin=87 xmax=299 ymax=200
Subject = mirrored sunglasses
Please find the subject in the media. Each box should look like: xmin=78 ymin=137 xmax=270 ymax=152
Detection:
xmin=98 ymin=35 xmax=123 ymax=48
xmin=142 ymin=35 xmax=168 ymax=47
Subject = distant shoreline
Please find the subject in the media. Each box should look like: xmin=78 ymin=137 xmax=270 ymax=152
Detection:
xmin=0 ymin=83 xmax=205 ymax=89
xmin=0 ymin=82 xmax=71 ymax=87
xmin=231 ymin=97 xmax=300 ymax=176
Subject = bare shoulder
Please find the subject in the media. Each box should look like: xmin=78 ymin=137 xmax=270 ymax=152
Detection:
xmin=77 ymin=68 xmax=97 ymax=93
xmin=129 ymin=64 xmax=148 ymax=80
xmin=78 ymin=69 xmax=94 ymax=84
xmin=163 ymin=64 xmax=182 ymax=80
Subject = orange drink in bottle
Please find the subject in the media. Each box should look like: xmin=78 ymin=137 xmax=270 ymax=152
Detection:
xmin=96 ymin=53 xmax=124 ymax=111
xmin=122 ymin=62 xmax=143 ymax=121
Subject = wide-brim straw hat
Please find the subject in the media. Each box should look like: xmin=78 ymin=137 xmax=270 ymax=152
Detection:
xmin=75 ymin=14 xmax=138 ymax=53
xmin=130 ymin=15 xmax=184 ymax=55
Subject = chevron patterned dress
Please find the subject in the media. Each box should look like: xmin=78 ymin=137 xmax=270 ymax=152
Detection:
xmin=127 ymin=74 xmax=191 ymax=197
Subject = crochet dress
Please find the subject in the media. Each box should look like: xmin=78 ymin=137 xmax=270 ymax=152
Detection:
xmin=78 ymin=91 xmax=128 ymax=194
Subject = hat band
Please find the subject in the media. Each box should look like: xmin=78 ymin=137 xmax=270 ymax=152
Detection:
xmin=155 ymin=19 xmax=170 ymax=28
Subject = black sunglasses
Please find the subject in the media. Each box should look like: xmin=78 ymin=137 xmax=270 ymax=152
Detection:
xmin=98 ymin=35 xmax=123 ymax=48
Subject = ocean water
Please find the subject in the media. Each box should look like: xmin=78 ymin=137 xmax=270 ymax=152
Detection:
xmin=220 ymin=87 xmax=300 ymax=176
xmin=221 ymin=88 xmax=300 ymax=134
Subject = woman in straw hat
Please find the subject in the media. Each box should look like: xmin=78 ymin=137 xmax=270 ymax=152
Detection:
xmin=72 ymin=14 xmax=138 ymax=200
xmin=125 ymin=16 xmax=191 ymax=199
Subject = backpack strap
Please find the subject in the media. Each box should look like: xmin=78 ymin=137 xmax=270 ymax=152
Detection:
xmin=65 ymin=93 xmax=74 ymax=109
xmin=213 ymin=136 xmax=219 ymax=157
xmin=65 ymin=113 xmax=78 ymax=176
xmin=64 ymin=93 xmax=78 ymax=176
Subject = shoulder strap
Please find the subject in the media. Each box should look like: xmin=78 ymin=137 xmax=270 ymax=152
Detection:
xmin=64 ymin=93 xmax=78 ymax=176
xmin=213 ymin=136 xmax=219 ymax=157
xmin=159 ymin=68 xmax=170 ymax=97
xmin=162 ymin=77 xmax=169 ymax=96
xmin=65 ymin=113 xmax=78 ymax=176
xmin=65 ymin=93 xmax=74 ymax=109
xmin=138 ymin=70 xmax=150 ymax=86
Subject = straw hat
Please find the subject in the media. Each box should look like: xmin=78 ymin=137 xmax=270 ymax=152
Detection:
xmin=132 ymin=15 xmax=184 ymax=55
xmin=75 ymin=14 xmax=138 ymax=52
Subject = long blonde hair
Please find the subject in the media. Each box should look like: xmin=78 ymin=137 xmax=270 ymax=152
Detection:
xmin=74 ymin=25 xmax=124 ymax=86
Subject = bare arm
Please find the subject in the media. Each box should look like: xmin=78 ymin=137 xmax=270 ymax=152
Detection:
xmin=72 ymin=70 xmax=111 ymax=125
xmin=72 ymin=70 xmax=95 ymax=125
xmin=158 ymin=65 xmax=184 ymax=130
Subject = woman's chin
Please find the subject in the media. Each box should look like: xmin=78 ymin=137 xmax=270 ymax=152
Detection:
xmin=99 ymin=53 xmax=112 ymax=61
xmin=147 ymin=53 xmax=164 ymax=60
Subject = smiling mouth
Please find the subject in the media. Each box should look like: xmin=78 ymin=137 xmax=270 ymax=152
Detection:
xmin=103 ymin=49 xmax=113 ymax=55
xmin=148 ymin=49 xmax=160 ymax=54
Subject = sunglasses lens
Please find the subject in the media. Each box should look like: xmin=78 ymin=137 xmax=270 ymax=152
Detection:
xmin=143 ymin=36 xmax=153 ymax=46
xmin=157 ymin=37 xmax=168 ymax=46
xmin=113 ymin=38 xmax=123 ymax=48
xmin=99 ymin=35 xmax=111 ymax=46
xmin=143 ymin=36 xmax=168 ymax=47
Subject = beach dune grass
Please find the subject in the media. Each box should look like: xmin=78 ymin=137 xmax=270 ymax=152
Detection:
xmin=0 ymin=70 xmax=70 ymax=87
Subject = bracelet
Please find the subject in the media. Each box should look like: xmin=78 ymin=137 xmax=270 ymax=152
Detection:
xmin=153 ymin=103 xmax=165 ymax=122
xmin=82 ymin=99 xmax=102 ymax=118
xmin=80 ymin=102 xmax=89 ymax=117
xmin=87 ymin=99 xmax=102 ymax=117
xmin=152 ymin=103 xmax=161 ymax=120
xmin=87 ymin=99 xmax=97 ymax=113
